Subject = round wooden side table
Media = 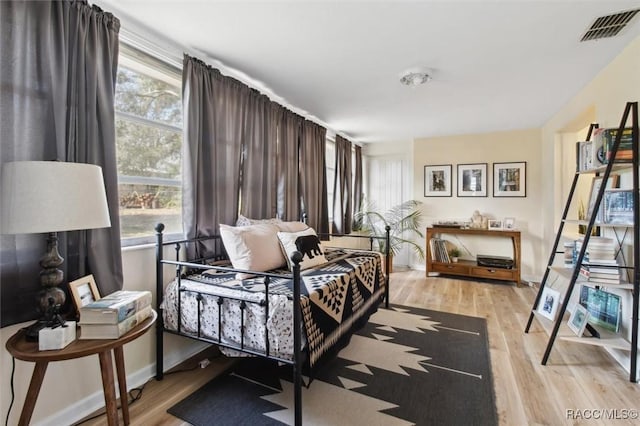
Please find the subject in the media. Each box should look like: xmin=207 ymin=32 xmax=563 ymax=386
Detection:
xmin=6 ymin=310 xmax=156 ymax=426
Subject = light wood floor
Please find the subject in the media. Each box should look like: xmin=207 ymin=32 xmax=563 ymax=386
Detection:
xmin=79 ymin=271 xmax=640 ymax=425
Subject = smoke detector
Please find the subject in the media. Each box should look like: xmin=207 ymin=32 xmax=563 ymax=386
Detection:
xmin=399 ymin=68 xmax=431 ymax=86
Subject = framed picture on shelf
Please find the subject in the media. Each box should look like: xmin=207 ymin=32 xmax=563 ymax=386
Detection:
xmin=424 ymin=164 xmax=452 ymax=197
xmin=503 ymin=217 xmax=516 ymax=230
xmin=579 ymin=286 xmax=621 ymax=332
xmin=487 ymin=219 xmax=503 ymax=230
xmin=457 ymin=163 xmax=487 ymax=197
xmin=567 ymin=304 xmax=590 ymax=336
xmin=537 ymin=287 xmax=561 ymax=321
xmin=586 ymin=175 xmax=619 ymax=222
xmin=603 ymin=189 xmax=634 ymax=225
xmin=493 ymin=162 xmax=526 ymax=197
xmin=69 ymin=274 xmax=101 ymax=317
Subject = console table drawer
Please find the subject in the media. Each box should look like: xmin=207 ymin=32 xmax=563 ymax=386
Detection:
xmin=431 ymin=263 xmax=470 ymax=275
xmin=470 ymin=266 xmax=515 ymax=280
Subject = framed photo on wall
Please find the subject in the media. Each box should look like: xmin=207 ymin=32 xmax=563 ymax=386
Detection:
xmin=424 ymin=164 xmax=452 ymax=197
xmin=493 ymin=162 xmax=526 ymax=197
xmin=69 ymin=274 xmax=101 ymax=317
xmin=457 ymin=163 xmax=487 ymax=197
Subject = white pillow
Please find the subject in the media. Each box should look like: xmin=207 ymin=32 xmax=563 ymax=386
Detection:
xmin=235 ymin=214 xmax=282 ymax=227
xmin=277 ymin=221 xmax=309 ymax=233
xmin=219 ymin=223 xmax=286 ymax=278
xmin=277 ymin=228 xmax=327 ymax=271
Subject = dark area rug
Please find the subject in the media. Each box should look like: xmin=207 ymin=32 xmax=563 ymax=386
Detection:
xmin=168 ymin=305 xmax=498 ymax=426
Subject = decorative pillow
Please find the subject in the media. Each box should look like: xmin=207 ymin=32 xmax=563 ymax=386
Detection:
xmin=277 ymin=227 xmax=327 ymax=271
xmin=277 ymin=221 xmax=309 ymax=233
xmin=235 ymin=214 xmax=282 ymax=227
xmin=219 ymin=223 xmax=286 ymax=278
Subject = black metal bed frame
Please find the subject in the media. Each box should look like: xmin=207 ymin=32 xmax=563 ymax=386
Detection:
xmin=154 ymin=223 xmax=390 ymax=425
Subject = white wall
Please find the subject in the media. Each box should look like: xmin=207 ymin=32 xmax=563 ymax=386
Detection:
xmin=411 ymin=128 xmax=543 ymax=281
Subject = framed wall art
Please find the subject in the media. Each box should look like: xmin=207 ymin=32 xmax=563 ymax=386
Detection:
xmin=69 ymin=274 xmax=101 ymax=317
xmin=493 ymin=161 xmax=526 ymax=197
xmin=424 ymin=164 xmax=452 ymax=197
xmin=457 ymin=163 xmax=487 ymax=197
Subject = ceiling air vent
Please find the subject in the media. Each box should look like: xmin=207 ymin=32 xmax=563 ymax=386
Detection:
xmin=580 ymin=9 xmax=639 ymax=41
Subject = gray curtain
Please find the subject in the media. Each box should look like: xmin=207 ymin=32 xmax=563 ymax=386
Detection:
xmin=332 ymin=135 xmax=353 ymax=234
xmin=353 ymin=144 xmax=363 ymax=224
xmin=240 ymin=97 xmax=280 ymax=219
xmin=0 ymin=0 xmax=122 ymax=326
xmin=277 ymin=110 xmax=304 ymax=221
xmin=183 ymin=55 xmax=246 ymax=240
xmin=300 ymin=120 xmax=329 ymax=234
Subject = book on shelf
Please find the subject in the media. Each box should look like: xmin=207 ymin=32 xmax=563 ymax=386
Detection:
xmin=80 ymin=306 xmax=152 ymax=339
xmin=595 ymin=127 xmax=634 ymax=164
xmin=79 ymin=290 xmax=152 ymax=324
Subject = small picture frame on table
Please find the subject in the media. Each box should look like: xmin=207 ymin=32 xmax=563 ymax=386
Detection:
xmin=487 ymin=219 xmax=503 ymax=230
xmin=457 ymin=163 xmax=487 ymax=197
xmin=493 ymin=162 xmax=526 ymax=197
xmin=537 ymin=287 xmax=561 ymax=321
xmin=503 ymin=217 xmax=516 ymax=230
xmin=424 ymin=164 xmax=452 ymax=197
xmin=69 ymin=274 xmax=101 ymax=317
xmin=568 ymin=304 xmax=590 ymax=336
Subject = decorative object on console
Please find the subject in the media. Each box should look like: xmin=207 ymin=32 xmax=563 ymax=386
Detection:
xmin=469 ymin=210 xmax=486 ymax=229
xmin=493 ymin=161 xmax=526 ymax=197
xmin=448 ymin=247 xmax=461 ymax=262
xmin=0 ymin=161 xmax=111 ymax=340
xmin=457 ymin=163 xmax=487 ymax=197
xmin=503 ymin=217 xmax=516 ymax=230
xmin=487 ymin=219 xmax=503 ymax=230
xmin=424 ymin=164 xmax=452 ymax=197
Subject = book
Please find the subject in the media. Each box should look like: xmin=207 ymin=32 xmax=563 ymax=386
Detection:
xmin=79 ymin=290 xmax=152 ymax=324
xmin=80 ymin=306 xmax=152 ymax=339
xmin=597 ymin=127 xmax=634 ymax=163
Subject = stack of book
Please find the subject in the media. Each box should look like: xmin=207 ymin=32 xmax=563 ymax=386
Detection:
xmin=576 ymin=237 xmax=621 ymax=285
xmin=79 ymin=290 xmax=152 ymax=339
xmin=429 ymin=238 xmax=450 ymax=263
xmin=593 ymin=127 xmax=634 ymax=163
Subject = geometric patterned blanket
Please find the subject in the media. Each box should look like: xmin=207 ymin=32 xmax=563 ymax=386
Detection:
xmin=195 ymin=248 xmax=386 ymax=368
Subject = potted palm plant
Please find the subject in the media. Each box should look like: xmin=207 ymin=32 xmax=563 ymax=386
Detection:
xmin=354 ymin=200 xmax=425 ymax=273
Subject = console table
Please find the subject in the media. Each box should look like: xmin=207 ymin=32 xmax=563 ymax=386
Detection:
xmin=426 ymin=227 xmax=521 ymax=285
xmin=6 ymin=310 xmax=156 ymax=426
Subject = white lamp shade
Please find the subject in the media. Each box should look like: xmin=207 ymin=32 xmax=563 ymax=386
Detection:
xmin=1 ymin=161 xmax=111 ymax=234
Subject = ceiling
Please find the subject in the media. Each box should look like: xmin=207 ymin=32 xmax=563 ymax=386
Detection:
xmin=97 ymin=0 xmax=640 ymax=144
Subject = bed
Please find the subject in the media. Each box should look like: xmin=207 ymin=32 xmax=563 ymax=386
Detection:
xmin=154 ymin=221 xmax=390 ymax=425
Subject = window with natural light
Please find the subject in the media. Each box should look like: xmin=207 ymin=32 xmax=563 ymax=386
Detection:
xmin=115 ymin=45 xmax=182 ymax=244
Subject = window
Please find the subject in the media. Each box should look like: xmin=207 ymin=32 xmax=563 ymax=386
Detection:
xmin=115 ymin=45 xmax=182 ymax=244
xmin=325 ymin=139 xmax=335 ymax=219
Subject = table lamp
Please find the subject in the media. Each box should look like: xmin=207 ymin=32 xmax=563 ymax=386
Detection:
xmin=1 ymin=161 xmax=112 ymax=340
